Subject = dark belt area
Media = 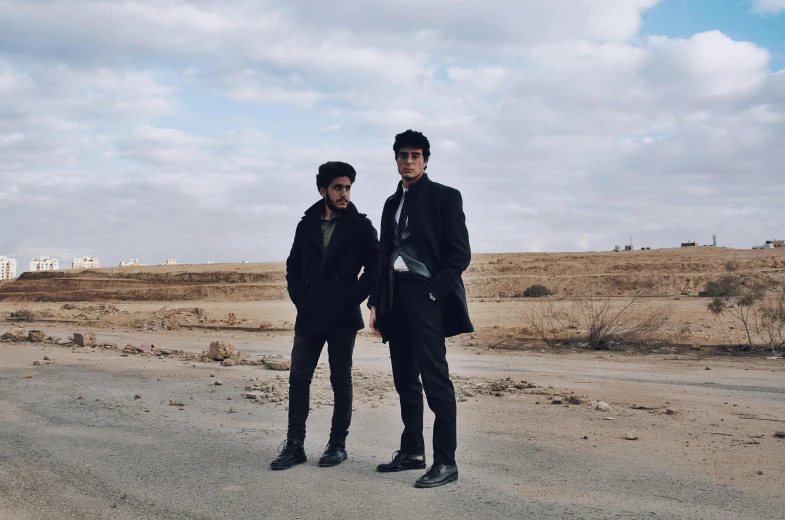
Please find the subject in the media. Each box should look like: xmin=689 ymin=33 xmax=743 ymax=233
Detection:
xmin=392 ymin=270 xmax=418 ymax=284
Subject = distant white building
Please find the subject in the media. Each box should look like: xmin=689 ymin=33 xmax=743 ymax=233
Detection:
xmin=0 ymin=256 xmax=17 ymax=280
xmin=72 ymin=256 xmax=100 ymax=269
xmin=164 ymin=259 xmax=177 ymax=265
xmin=119 ymin=258 xmax=147 ymax=267
xmin=29 ymin=257 xmax=59 ymax=272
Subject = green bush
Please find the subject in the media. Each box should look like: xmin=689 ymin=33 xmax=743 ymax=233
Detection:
xmin=523 ymin=284 xmax=552 ymax=298
xmin=699 ymin=275 xmax=742 ymax=297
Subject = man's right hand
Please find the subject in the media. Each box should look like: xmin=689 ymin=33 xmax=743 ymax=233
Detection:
xmin=369 ymin=305 xmax=380 ymax=335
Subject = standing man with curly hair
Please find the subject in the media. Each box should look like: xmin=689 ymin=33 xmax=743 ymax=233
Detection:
xmin=369 ymin=130 xmax=473 ymax=488
xmin=272 ymin=161 xmax=380 ymax=470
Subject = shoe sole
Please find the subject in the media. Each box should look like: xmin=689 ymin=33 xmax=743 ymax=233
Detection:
xmin=414 ymin=474 xmax=458 ymax=488
xmin=270 ymin=456 xmax=307 ymax=470
xmin=318 ymin=454 xmax=348 ymax=467
xmin=376 ymin=462 xmax=427 ymax=473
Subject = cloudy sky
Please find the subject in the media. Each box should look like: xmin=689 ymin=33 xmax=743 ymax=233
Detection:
xmin=1 ymin=0 xmax=784 ymax=270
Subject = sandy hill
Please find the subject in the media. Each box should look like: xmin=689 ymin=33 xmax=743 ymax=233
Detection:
xmin=0 ymin=247 xmax=783 ymax=302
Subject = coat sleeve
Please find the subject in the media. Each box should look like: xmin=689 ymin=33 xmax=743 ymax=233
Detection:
xmin=428 ymin=189 xmax=471 ymax=301
xmin=285 ymin=221 xmax=303 ymax=305
xmin=355 ymin=218 xmax=381 ymax=306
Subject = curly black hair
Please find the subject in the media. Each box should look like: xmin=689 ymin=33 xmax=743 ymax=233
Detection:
xmin=393 ymin=129 xmax=431 ymax=162
xmin=316 ymin=161 xmax=356 ymax=190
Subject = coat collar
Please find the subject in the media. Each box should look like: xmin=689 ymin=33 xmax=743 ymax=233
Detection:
xmin=302 ymin=199 xmax=362 ymax=265
xmin=393 ymin=172 xmax=431 ymax=200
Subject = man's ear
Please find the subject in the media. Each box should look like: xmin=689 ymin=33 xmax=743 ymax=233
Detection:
xmin=319 ymin=186 xmax=327 ymax=198
xmin=423 ymin=159 xmax=428 ymax=171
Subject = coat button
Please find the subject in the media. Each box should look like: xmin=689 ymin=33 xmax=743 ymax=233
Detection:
xmin=334 ymin=275 xmax=339 ymax=280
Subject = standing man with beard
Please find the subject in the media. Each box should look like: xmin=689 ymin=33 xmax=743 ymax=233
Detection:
xmin=369 ymin=130 xmax=473 ymax=488
xmin=272 ymin=161 xmax=380 ymax=470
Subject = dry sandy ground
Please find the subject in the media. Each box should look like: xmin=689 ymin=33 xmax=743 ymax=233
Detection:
xmin=1 ymin=312 xmax=784 ymax=519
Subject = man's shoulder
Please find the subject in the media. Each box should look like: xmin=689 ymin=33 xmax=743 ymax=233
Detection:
xmin=426 ymin=178 xmax=461 ymax=199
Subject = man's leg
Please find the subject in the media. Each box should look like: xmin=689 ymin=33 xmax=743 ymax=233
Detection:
xmin=398 ymin=280 xmax=457 ymax=466
xmin=286 ymin=333 xmax=326 ymax=444
xmin=326 ymin=331 xmax=356 ymax=446
xmin=388 ymin=286 xmax=426 ymax=456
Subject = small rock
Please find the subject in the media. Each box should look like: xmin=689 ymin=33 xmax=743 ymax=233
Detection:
xmin=665 ymin=408 xmax=676 ymax=415
xmin=457 ymin=395 xmax=468 ymax=403
xmin=32 ymin=360 xmax=41 ymax=366
xmin=27 ymin=330 xmax=47 ymax=342
xmin=568 ymin=396 xmax=586 ymax=405
xmin=705 ymin=367 xmax=711 ymax=371
xmin=43 ymin=356 xmax=51 ymax=361
xmin=134 ymin=394 xmax=141 ymax=399
xmin=24 ymin=373 xmax=34 ymax=379
xmin=208 ymin=341 xmax=238 ymax=361
xmin=594 ymin=401 xmax=611 ymax=412
xmin=169 ymin=400 xmax=185 ymax=407
xmin=73 ymin=332 xmax=97 ymax=348
xmin=604 ymin=417 xmax=614 ymax=420
xmin=774 ymin=431 xmax=785 ymax=439
xmin=551 ymin=396 xmax=564 ymax=404
xmin=214 ymin=380 xmax=223 ymax=386
xmin=221 ymin=358 xmax=236 ymax=367
xmin=229 ymin=407 xmax=238 ymax=413
xmin=757 ymin=470 xmax=763 ymax=475
xmin=625 ymin=431 xmax=639 ymax=440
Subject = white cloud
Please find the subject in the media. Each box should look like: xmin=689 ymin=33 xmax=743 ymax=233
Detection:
xmin=752 ymin=0 xmax=785 ymax=14
xmin=0 ymin=0 xmax=784 ymax=266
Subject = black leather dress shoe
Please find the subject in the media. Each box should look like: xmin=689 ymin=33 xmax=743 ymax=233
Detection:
xmin=318 ymin=443 xmax=348 ymax=467
xmin=376 ymin=451 xmax=427 ymax=473
xmin=414 ymin=463 xmax=458 ymax=488
xmin=270 ymin=439 xmax=307 ymax=470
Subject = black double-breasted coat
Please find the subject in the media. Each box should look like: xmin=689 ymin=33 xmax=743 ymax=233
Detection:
xmin=286 ymin=200 xmax=380 ymax=337
xmin=369 ymin=174 xmax=473 ymax=341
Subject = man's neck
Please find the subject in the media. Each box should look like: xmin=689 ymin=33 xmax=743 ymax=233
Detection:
xmin=323 ymin=203 xmax=338 ymax=221
xmin=402 ymin=173 xmax=424 ymax=190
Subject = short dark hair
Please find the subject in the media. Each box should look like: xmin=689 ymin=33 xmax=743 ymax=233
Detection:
xmin=393 ymin=129 xmax=431 ymax=162
xmin=316 ymin=161 xmax=356 ymax=190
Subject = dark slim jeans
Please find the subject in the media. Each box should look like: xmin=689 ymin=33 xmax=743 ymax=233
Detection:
xmin=287 ymin=331 xmax=356 ymax=446
xmin=388 ymin=276 xmax=457 ymax=465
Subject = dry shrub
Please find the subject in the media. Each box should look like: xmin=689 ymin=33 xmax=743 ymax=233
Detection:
xmin=524 ymin=297 xmax=673 ymax=349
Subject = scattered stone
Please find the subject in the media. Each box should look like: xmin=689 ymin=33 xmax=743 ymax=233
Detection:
xmin=593 ymin=401 xmax=611 ymax=412
xmin=757 ymin=470 xmax=764 ymax=475
xmin=27 ymin=330 xmax=47 ymax=342
xmin=551 ymin=396 xmax=564 ymax=404
xmin=221 ymin=358 xmax=236 ymax=367
xmin=32 ymin=360 xmax=41 ymax=366
xmin=43 ymin=356 xmax=51 ymax=361
xmin=134 ymin=394 xmax=142 ymax=399
xmin=24 ymin=374 xmax=34 ymax=379
xmin=774 ymin=431 xmax=785 ymax=439
xmin=604 ymin=417 xmax=615 ymax=421
xmin=213 ymin=380 xmax=223 ymax=386
xmin=2 ymin=330 xmax=27 ymax=342
xmin=207 ymin=341 xmax=239 ymax=362
xmin=73 ymin=332 xmax=97 ymax=348
xmin=457 ymin=395 xmax=468 ymax=402
xmin=665 ymin=408 xmax=677 ymax=415
xmin=625 ymin=431 xmax=639 ymax=440
xmin=705 ymin=367 xmax=711 ymax=371
xmin=136 ymin=343 xmax=153 ymax=353
xmin=229 ymin=407 xmax=238 ymax=413
xmin=169 ymin=400 xmax=185 ymax=407
xmin=57 ymin=339 xmax=72 ymax=346
xmin=263 ymin=354 xmax=292 ymax=371
xmin=568 ymin=396 xmax=587 ymax=405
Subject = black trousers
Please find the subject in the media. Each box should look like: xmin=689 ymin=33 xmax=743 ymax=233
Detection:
xmin=287 ymin=331 xmax=356 ymax=446
xmin=388 ymin=276 xmax=457 ymax=465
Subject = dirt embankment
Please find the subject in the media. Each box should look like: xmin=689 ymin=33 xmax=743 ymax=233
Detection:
xmin=1 ymin=247 xmax=783 ymax=302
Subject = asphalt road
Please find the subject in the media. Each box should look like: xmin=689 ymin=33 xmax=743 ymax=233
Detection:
xmin=1 ymin=345 xmax=784 ymax=519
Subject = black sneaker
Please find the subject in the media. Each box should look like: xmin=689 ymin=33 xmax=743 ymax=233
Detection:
xmin=414 ymin=463 xmax=458 ymax=488
xmin=270 ymin=439 xmax=307 ymax=470
xmin=318 ymin=442 xmax=348 ymax=467
xmin=376 ymin=450 xmax=427 ymax=472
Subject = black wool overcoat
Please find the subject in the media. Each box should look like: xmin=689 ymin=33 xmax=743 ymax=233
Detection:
xmin=369 ymin=173 xmax=473 ymax=341
xmin=286 ymin=200 xmax=380 ymax=337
